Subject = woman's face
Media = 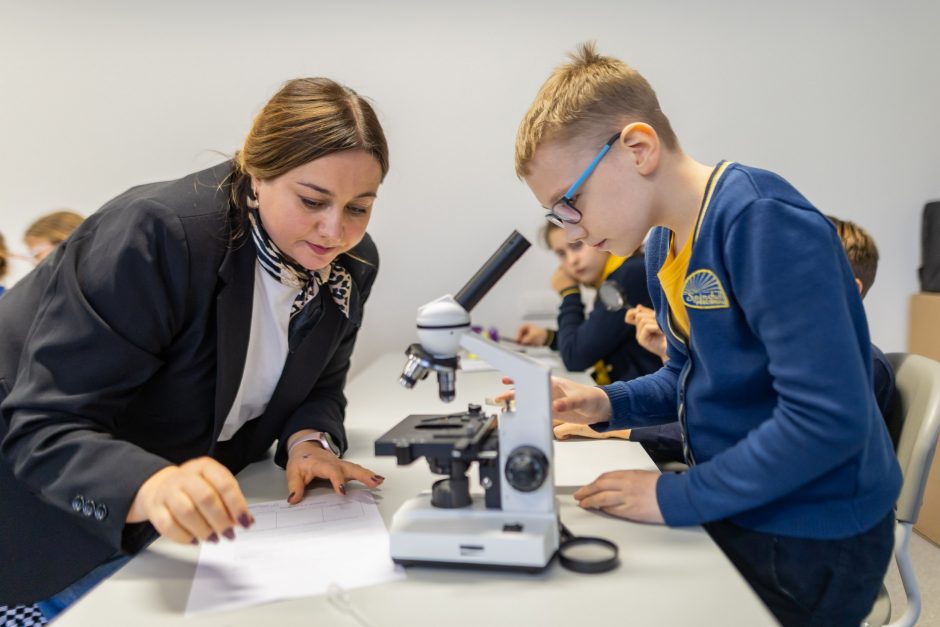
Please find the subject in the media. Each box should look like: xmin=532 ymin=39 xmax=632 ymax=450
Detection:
xmin=252 ymin=150 xmax=383 ymax=271
xmin=25 ymin=235 xmax=56 ymax=264
xmin=547 ymin=226 xmax=608 ymax=286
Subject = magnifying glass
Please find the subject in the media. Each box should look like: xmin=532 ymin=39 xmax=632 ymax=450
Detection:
xmin=598 ymin=280 xmax=630 ymax=312
xmin=557 ymin=524 xmax=619 ymax=573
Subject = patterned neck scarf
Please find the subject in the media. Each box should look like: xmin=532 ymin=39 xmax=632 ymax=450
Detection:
xmin=247 ymin=209 xmax=352 ymax=320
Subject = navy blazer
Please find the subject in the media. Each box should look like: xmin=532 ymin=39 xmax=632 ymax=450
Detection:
xmin=552 ymin=255 xmax=662 ymax=383
xmin=0 ymin=162 xmax=378 ymax=604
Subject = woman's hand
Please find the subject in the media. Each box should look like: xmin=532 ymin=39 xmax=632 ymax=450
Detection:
xmin=494 ymin=376 xmax=612 ymax=425
xmin=573 ymin=470 xmax=664 ymax=523
xmin=550 ymin=266 xmax=579 ymax=293
xmin=127 ymin=457 xmax=253 ymax=544
xmin=626 ymin=305 xmax=667 ymax=362
xmin=285 ymin=440 xmax=384 ymax=505
xmin=515 ymin=323 xmax=549 ymax=346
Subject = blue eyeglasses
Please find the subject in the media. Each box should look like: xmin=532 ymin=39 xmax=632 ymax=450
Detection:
xmin=544 ymin=133 xmax=621 ymax=227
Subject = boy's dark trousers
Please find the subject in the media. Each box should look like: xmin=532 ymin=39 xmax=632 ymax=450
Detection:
xmin=705 ymin=510 xmax=894 ymax=627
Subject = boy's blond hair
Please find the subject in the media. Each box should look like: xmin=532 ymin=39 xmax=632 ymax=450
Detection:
xmin=827 ymin=215 xmax=879 ymax=298
xmin=515 ymin=42 xmax=678 ymax=178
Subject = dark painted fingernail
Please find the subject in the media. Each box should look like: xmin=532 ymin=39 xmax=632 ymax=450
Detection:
xmin=288 ymin=492 xmax=295 ymax=502
xmin=222 ymin=528 xmax=236 ymax=541
xmin=238 ymin=513 xmax=252 ymax=528
xmin=374 ymin=475 xmax=385 ymax=481
xmin=339 ymin=485 xmax=347 ymax=495
xmin=190 ymin=539 xmax=198 ymax=545
xmin=208 ymin=533 xmax=219 ymax=543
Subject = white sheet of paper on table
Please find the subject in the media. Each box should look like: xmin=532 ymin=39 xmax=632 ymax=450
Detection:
xmin=185 ymin=489 xmax=404 ymax=615
xmin=552 ymin=439 xmax=659 ymax=486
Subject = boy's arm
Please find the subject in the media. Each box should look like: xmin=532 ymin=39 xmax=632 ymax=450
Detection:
xmin=554 ymin=290 xmax=634 ymax=371
xmin=598 ymin=339 xmax=684 ymax=429
xmin=656 ymin=200 xmax=876 ymax=526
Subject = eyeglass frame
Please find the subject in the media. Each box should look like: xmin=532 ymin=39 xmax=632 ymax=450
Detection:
xmin=544 ymin=132 xmax=621 ymax=227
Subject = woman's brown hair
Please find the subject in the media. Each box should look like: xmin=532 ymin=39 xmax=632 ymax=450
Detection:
xmin=0 ymin=231 xmax=8 ymax=281
xmin=229 ymin=78 xmax=389 ymax=240
xmin=25 ymin=211 xmax=85 ymax=245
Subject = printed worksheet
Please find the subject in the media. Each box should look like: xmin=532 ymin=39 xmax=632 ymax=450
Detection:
xmin=185 ymin=489 xmax=404 ymax=615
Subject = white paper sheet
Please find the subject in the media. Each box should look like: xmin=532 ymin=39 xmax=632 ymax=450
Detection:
xmin=552 ymin=439 xmax=659 ymax=486
xmin=185 ymin=489 xmax=404 ymax=615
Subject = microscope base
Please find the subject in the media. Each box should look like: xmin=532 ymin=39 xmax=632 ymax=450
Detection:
xmin=389 ymin=493 xmax=560 ymax=573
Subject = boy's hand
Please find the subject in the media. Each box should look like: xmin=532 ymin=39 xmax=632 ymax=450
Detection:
xmin=550 ymin=266 xmax=578 ymax=292
xmin=574 ymin=470 xmax=664 ymax=523
xmin=515 ymin=323 xmax=549 ymax=346
xmin=626 ymin=305 xmax=667 ymax=362
xmin=127 ymin=457 xmax=253 ymax=544
xmin=494 ymin=376 xmax=612 ymax=425
xmin=285 ymin=442 xmax=384 ymax=505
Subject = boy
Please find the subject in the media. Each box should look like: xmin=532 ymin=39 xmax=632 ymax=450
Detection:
xmin=617 ymin=215 xmax=899 ymax=459
xmin=512 ymin=43 xmax=901 ymax=626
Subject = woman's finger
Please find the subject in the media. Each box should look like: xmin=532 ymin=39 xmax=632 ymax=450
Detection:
xmin=286 ymin=464 xmax=309 ymax=505
xmin=166 ymin=490 xmax=216 ymax=542
xmin=183 ymin=474 xmax=237 ymax=538
xmin=199 ymin=460 xmax=251 ymax=528
xmin=150 ymin=504 xmax=196 ymax=545
xmin=342 ymin=461 xmax=384 ymax=488
xmin=325 ymin=466 xmax=348 ymax=496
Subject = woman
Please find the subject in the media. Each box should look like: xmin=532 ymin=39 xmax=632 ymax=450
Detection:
xmin=24 ymin=210 xmax=85 ymax=263
xmin=0 ymin=77 xmax=387 ymax=616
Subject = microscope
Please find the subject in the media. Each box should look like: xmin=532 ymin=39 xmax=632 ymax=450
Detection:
xmin=374 ymin=231 xmax=559 ymax=572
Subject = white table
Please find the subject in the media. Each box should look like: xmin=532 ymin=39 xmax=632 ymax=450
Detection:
xmin=56 ymin=352 xmax=775 ymax=626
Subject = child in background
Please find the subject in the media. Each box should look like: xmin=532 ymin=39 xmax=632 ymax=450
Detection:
xmin=826 ymin=215 xmax=900 ymax=445
xmin=509 ymin=42 xmax=901 ymax=626
xmin=515 ymin=222 xmax=667 ymax=450
xmin=515 ymin=222 xmax=661 ymax=385
xmin=0 ymin=232 xmax=8 ymax=296
xmin=24 ymin=210 xmax=84 ymax=264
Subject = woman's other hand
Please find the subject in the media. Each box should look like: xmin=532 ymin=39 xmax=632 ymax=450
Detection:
xmin=127 ymin=457 xmax=253 ymax=544
xmin=285 ymin=441 xmax=384 ymax=505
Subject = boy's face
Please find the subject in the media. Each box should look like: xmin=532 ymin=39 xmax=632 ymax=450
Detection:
xmin=524 ymin=136 xmax=656 ymax=257
xmin=547 ymin=227 xmax=608 ymax=286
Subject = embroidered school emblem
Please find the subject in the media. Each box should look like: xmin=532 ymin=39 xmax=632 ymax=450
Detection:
xmin=682 ymin=269 xmax=730 ymax=309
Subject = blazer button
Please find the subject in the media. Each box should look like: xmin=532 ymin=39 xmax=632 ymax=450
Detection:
xmin=82 ymin=500 xmax=96 ymax=518
xmin=71 ymin=495 xmax=85 ymax=513
xmin=94 ymin=503 xmax=108 ymax=521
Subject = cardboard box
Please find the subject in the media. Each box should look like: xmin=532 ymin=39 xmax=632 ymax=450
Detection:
xmin=909 ymin=292 xmax=940 ymax=545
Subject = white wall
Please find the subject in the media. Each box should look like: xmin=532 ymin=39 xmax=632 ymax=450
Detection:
xmin=1 ymin=0 xmax=938 ymax=376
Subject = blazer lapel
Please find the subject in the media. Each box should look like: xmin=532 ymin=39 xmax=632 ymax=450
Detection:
xmin=212 ymin=240 xmax=256 ymax=439
xmin=264 ymin=298 xmax=344 ymax=419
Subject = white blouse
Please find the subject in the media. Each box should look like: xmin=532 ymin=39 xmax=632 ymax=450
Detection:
xmin=216 ymin=260 xmax=296 ymax=442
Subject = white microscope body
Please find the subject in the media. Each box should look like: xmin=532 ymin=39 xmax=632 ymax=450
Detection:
xmin=381 ymin=232 xmax=560 ymax=571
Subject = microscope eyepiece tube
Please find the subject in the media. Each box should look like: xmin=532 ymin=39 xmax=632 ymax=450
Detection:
xmin=454 ymin=230 xmax=530 ymax=312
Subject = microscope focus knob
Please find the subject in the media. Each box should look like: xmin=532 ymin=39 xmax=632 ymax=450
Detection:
xmin=504 ymin=446 xmax=549 ymax=493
